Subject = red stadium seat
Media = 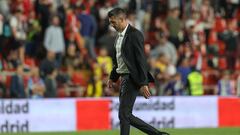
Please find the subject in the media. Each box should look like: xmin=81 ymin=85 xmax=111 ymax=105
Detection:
xmin=72 ymin=71 xmax=87 ymax=86
xmin=146 ymin=31 xmax=158 ymax=46
xmin=208 ymin=30 xmax=218 ymax=45
xmin=23 ymin=75 xmax=30 ymax=88
xmin=202 ymin=72 xmax=210 ymax=85
xmin=218 ymin=57 xmax=227 ymax=70
xmin=24 ymin=57 xmax=35 ymax=67
xmin=201 ymin=57 xmax=209 ymax=71
xmin=57 ymin=87 xmax=68 ymax=98
xmin=214 ymin=17 xmax=226 ymax=33
xmin=6 ymin=75 xmax=12 ymax=89
xmin=218 ymin=41 xmax=226 ymax=55
xmin=237 ymin=9 xmax=240 ymax=32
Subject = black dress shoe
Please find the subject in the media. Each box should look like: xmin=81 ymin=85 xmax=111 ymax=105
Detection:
xmin=158 ymin=131 xmax=170 ymax=135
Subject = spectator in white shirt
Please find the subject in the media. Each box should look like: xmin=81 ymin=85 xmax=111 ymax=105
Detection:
xmin=44 ymin=15 xmax=65 ymax=68
xmin=150 ymin=30 xmax=178 ymax=65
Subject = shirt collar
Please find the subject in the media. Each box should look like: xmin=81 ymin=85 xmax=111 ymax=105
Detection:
xmin=119 ymin=24 xmax=129 ymax=37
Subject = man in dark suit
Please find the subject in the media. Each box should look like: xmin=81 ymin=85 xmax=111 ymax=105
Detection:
xmin=107 ymin=8 xmax=169 ymax=135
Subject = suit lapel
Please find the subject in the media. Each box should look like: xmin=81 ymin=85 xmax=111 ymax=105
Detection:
xmin=121 ymin=25 xmax=131 ymax=52
xmin=120 ymin=25 xmax=133 ymax=70
xmin=114 ymin=35 xmax=119 ymax=48
xmin=121 ymin=34 xmax=128 ymax=50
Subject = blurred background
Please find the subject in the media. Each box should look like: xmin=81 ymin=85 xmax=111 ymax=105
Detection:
xmin=0 ymin=0 xmax=239 ymax=98
xmin=0 ymin=0 xmax=239 ymax=134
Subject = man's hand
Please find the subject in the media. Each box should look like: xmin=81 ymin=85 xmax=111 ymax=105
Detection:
xmin=107 ymin=79 xmax=113 ymax=88
xmin=140 ymin=85 xmax=151 ymax=99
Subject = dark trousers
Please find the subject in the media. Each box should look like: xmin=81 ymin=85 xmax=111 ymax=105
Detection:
xmin=55 ymin=52 xmax=63 ymax=68
xmin=119 ymin=75 xmax=160 ymax=135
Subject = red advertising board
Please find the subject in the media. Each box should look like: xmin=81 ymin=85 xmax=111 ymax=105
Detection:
xmin=1 ymin=96 xmax=240 ymax=134
xmin=76 ymin=99 xmax=111 ymax=130
xmin=219 ymin=97 xmax=240 ymax=127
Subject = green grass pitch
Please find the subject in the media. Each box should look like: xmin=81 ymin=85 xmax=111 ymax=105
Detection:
xmin=1 ymin=128 xmax=240 ymax=135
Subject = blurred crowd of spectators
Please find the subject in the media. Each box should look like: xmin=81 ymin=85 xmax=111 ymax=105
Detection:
xmin=0 ymin=0 xmax=240 ymax=98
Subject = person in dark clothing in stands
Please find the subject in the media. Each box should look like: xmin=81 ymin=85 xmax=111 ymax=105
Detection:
xmin=40 ymin=51 xmax=57 ymax=78
xmin=77 ymin=5 xmax=97 ymax=59
xmin=0 ymin=78 xmax=6 ymax=98
xmin=44 ymin=66 xmax=57 ymax=97
xmin=10 ymin=64 xmax=26 ymax=98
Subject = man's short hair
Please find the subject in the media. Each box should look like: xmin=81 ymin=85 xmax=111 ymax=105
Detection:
xmin=108 ymin=7 xmax=127 ymax=18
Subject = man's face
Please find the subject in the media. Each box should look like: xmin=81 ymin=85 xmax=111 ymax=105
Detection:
xmin=109 ymin=16 xmax=122 ymax=32
xmin=52 ymin=17 xmax=59 ymax=26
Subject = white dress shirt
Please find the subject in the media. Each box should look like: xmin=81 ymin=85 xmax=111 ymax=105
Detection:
xmin=115 ymin=24 xmax=129 ymax=74
xmin=44 ymin=25 xmax=65 ymax=53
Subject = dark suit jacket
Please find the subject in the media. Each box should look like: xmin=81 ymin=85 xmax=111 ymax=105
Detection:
xmin=110 ymin=25 xmax=154 ymax=87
